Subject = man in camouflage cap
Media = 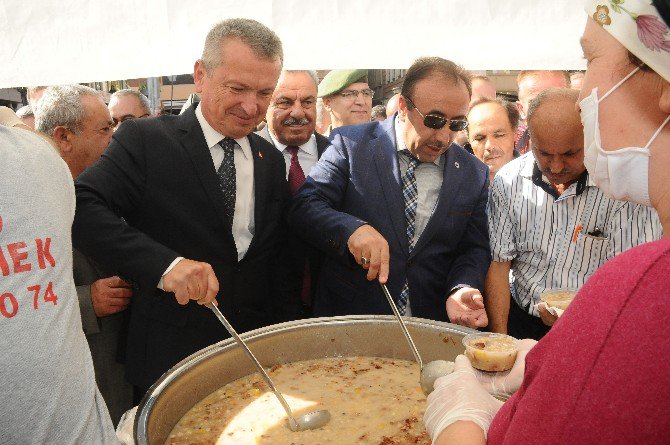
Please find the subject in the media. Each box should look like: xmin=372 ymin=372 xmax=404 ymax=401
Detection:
xmin=318 ymin=69 xmax=372 ymax=133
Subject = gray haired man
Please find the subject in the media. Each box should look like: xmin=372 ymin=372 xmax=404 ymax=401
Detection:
xmin=35 ymin=84 xmax=134 ymax=423
xmin=35 ymin=85 xmax=114 ymax=177
xmin=71 ymin=18 xmax=291 ymax=394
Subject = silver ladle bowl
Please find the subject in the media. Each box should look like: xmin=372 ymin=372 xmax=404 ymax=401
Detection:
xmin=208 ymin=303 xmax=331 ymax=431
xmin=379 ymin=284 xmax=453 ymax=395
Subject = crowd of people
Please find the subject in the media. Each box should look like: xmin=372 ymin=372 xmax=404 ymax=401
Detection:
xmin=1 ymin=0 xmax=669 ymax=442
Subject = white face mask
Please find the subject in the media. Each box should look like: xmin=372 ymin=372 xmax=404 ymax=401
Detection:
xmin=580 ymin=66 xmax=670 ymax=206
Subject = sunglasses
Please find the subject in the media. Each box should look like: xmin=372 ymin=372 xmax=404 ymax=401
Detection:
xmin=404 ymin=96 xmax=468 ymax=131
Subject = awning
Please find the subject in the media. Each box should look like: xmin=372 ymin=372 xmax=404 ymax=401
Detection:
xmin=0 ymin=0 xmax=587 ymax=88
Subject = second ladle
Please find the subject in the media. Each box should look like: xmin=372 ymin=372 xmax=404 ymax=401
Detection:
xmin=207 ymin=303 xmax=331 ymax=432
xmin=380 ymin=283 xmax=423 ymax=369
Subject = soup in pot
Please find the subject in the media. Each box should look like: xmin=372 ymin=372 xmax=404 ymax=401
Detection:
xmin=166 ymin=356 xmax=431 ymax=445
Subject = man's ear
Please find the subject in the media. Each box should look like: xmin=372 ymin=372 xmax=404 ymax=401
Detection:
xmin=515 ymin=101 xmax=527 ymax=121
xmin=193 ymin=59 xmax=206 ymax=94
xmin=322 ymin=96 xmax=333 ymax=112
xmin=660 ymin=79 xmax=670 ymax=114
xmin=52 ymin=126 xmax=73 ymax=153
xmin=398 ymin=95 xmax=408 ymax=121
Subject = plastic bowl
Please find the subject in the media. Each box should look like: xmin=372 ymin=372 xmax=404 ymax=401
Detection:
xmin=463 ymin=333 xmax=518 ymax=372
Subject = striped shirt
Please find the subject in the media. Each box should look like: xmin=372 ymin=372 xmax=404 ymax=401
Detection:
xmin=488 ymin=153 xmax=662 ymax=316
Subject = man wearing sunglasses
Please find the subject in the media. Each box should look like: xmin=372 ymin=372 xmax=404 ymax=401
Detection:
xmin=318 ymin=69 xmax=373 ymax=134
xmin=289 ymin=57 xmax=490 ymax=328
xmin=108 ymin=89 xmax=152 ymax=131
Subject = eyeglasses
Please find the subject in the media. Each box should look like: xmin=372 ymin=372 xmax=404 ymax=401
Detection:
xmin=112 ymin=113 xmax=150 ymax=128
xmin=404 ymin=96 xmax=468 ymax=131
xmin=339 ymin=88 xmax=375 ymax=100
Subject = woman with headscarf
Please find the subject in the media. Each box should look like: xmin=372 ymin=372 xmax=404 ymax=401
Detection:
xmin=423 ymin=0 xmax=670 ymax=443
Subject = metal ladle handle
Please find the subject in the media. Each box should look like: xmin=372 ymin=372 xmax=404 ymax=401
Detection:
xmin=207 ymin=303 xmax=300 ymax=430
xmin=380 ymin=283 xmax=423 ymax=369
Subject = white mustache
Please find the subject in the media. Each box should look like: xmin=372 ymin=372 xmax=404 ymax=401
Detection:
xmin=283 ymin=117 xmax=310 ymax=126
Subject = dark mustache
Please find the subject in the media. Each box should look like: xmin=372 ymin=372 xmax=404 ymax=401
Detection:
xmin=484 ymin=148 xmax=504 ymax=159
xmin=540 ymin=168 xmax=572 ymax=175
xmin=428 ymin=141 xmax=449 ymax=150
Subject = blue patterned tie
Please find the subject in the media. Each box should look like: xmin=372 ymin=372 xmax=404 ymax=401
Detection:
xmin=217 ymin=138 xmax=236 ymax=227
xmin=398 ymin=152 xmax=420 ymax=314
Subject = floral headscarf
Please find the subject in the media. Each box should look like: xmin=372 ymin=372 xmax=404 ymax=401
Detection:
xmin=586 ymin=0 xmax=670 ymax=81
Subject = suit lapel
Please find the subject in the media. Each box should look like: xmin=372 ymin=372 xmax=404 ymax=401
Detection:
xmin=314 ymin=132 xmax=331 ymax=158
xmin=245 ymin=134 xmax=273 ymax=256
xmin=410 ymin=146 xmax=466 ymax=258
xmin=372 ymin=119 xmax=408 ymax=254
xmin=177 ymin=108 xmax=236 ymax=247
xmin=256 ymin=126 xmax=273 ymax=145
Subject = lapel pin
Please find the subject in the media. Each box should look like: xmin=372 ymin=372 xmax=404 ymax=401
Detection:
xmin=258 ymin=151 xmax=264 ymax=159
xmin=454 ymin=161 xmax=460 ymax=168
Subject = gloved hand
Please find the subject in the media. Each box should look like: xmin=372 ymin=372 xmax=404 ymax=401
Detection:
xmin=116 ymin=406 xmax=138 ymax=445
xmin=424 ymin=355 xmax=503 ymax=442
xmin=473 ymin=338 xmax=537 ymax=400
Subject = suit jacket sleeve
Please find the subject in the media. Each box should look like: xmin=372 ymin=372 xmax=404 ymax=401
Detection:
xmin=72 ymin=120 xmax=180 ymax=291
xmin=444 ymin=172 xmax=491 ymax=294
xmin=77 ymin=285 xmax=100 ymax=335
xmin=288 ymin=131 xmax=367 ymax=260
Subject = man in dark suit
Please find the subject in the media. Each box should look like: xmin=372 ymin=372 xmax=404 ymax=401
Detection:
xmin=257 ymin=70 xmax=330 ymax=318
xmin=72 ymin=18 xmax=289 ymax=393
xmin=289 ymin=57 xmax=491 ymax=328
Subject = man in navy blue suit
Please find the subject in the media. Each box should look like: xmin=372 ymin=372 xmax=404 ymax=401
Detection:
xmin=289 ymin=57 xmax=491 ymax=328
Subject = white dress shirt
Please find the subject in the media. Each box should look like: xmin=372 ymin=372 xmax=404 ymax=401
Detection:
xmin=158 ymin=105 xmax=257 ymax=288
xmin=195 ymin=104 xmax=255 ymax=261
xmin=268 ymin=130 xmax=319 ymax=179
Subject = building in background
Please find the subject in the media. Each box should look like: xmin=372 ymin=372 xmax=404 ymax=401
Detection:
xmin=5 ymin=69 xmax=583 ymax=113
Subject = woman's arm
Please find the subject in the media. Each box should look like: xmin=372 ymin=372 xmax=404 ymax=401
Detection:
xmin=434 ymin=421 xmax=487 ymax=445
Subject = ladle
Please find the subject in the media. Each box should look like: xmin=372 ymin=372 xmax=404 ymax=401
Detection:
xmin=208 ymin=303 xmax=331 ymax=431
xmin=380 ymin=283 xmax=453 ymax=395
xmin=380 ymin=283 xmax=423 ymax=369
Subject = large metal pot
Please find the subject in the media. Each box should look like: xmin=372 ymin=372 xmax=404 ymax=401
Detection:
xmin=135 ymin=315 xmax=475 ymax=444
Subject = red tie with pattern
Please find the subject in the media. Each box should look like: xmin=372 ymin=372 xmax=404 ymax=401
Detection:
xmin=286 ymin=145 xmax=311 ymax=306
xmin=286 ymin=145 xmax=305 ymax=195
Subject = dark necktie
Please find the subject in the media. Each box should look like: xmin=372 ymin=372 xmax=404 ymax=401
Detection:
xmin=286 ymin=145 xmax=305 ymax=195
xmin=398 ymin=151 xmax=420 ymax=314
xmin=217 ymin=137 xmax=236 ymax=227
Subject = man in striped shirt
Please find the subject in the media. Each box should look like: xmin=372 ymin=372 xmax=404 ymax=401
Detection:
xmin=486 ymin=88 xmax=661 ymax=340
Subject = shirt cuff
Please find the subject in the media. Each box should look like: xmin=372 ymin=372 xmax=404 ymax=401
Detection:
xmin=157 ymin=257 xmax=184 ymax=290
xmin=448 ymin=284 xmax=472 ymax=297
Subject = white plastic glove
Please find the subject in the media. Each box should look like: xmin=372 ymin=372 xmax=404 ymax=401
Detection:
xmin=116 ymin=406 xmax=138 ymax=445
xmin=424 ymin=355 xmax=503 ymax=442
xmin=473 ymin=338 xmax=537 ymax=400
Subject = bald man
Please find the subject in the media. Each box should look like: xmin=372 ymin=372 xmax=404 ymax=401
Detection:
xmin=514 ymin=70 xmax=569 ymax=154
